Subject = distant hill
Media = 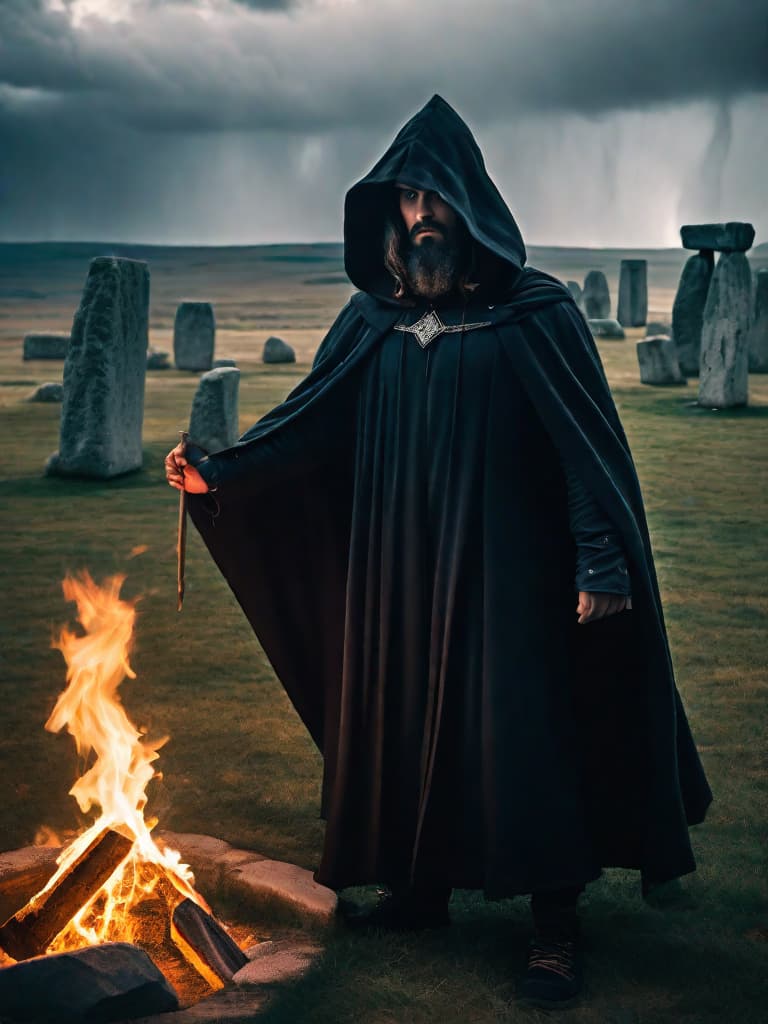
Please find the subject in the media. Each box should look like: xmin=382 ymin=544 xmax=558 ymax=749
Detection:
xmin=1 ymin=241 xmax=765 ymax=348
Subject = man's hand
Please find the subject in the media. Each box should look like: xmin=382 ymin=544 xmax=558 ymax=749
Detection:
xmin=576 ymin=591 xmax=632 ymax=625
xmin=165 ymin=442 xmax=209 ymax=494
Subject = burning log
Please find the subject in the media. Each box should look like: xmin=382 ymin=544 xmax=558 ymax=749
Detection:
xmin=0 ymin=828 xmax=132 ymax=962
xmin=0 ymin=850 xmax=59 ymax=926
xmin=172 ymin=899 xmax=249 ymax=983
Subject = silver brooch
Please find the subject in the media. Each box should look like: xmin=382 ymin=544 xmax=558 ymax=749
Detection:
xmin=394 ymin=309 xmax=492 ymax=349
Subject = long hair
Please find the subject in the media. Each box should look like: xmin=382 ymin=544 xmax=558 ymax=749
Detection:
xmin=383 ymin=212 xmax=480 ymax=302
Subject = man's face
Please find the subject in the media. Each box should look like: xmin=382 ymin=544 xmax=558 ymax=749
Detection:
xmin=396 ymin=184 xmax=458 ymax=246
xmin=394 ymin=183 xmax=466 ymax=299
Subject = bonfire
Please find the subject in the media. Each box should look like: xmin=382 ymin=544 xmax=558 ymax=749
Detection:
xmin=0 ymin=572 xmax=246 ymax=1002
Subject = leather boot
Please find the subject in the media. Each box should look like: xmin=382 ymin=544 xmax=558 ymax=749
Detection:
xmin=518 ymin=885 xmax=584 ymax=1008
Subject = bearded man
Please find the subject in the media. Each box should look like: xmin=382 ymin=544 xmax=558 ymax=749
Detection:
xmin=166 ymin=95 xmax=711 ymax=1009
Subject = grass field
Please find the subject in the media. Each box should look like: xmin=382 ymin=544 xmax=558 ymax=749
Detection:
xmin=1 ymin=244 xmax=767 ymax=1022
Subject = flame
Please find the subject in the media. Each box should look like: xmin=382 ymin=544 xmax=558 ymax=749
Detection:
xmin=38 ymin=571 xmax=208 ymax=951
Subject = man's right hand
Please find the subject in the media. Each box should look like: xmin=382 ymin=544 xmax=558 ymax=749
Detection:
xmin=165 ymin=441 xmax=209 ymax=494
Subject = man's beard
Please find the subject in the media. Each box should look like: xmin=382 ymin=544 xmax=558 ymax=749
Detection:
xmin=404 ymin=228 xmax=465 ymax=300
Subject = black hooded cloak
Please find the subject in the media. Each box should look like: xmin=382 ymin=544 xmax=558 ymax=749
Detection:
xmin=189 ymin=95 xmax=712 ymax=896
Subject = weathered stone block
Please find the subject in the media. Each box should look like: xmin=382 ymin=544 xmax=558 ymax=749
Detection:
xmin=588 ymin=318 xmax=625 ymax=339
xmin=680 ymin=222 xmax=755 ymax=253
xmin=22 ymin=333 xmax=69 ymax=360
xmin=0 ymin=942 xmax=178 ymax=1022
xmin=583 ymin=270 xmax=610 ymax=319
xmin=645 ymin=321 xmax=672 ymax=337
xmin=263 ymin=336 xmax=296 ymax=364
xmin=233 ymin=939 xmax=321 ymax=986
xmin=174 ymin=302 xmax=215 ymax=371
xmin=748 ymin=268 xmax=768 ymax=373
xmin=146 ymin=348 xmax=170 ymax=370
xmin=228 ymin=859 xmax=337 ymax=925
xmin=213 ymin=358 xmax=237 ymax=368
xmin=189 ymin=366 xmax=240 ymax=454
xmin=637 ymin=336 xmax=686 ymax=386
xmin=699 ymin=252 xmax=752 ymax=408
xmin=617 ymin=259 xmax=648 ymax=327
xmin=672 ymin=250 xmax=714 ymax=376
xmin=27 ymin=382 xmax=63 ymax=402
xmin=46 ymin=257 xmax=149 ymax=479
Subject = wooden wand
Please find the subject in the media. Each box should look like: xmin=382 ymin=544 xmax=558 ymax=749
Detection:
xmin=177 ymin=430 xmax=189 ymax=612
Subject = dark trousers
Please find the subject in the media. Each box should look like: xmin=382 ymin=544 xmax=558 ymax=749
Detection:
xmin=530 ymin=884 xmax=584 ymax=942
xmin=391 ymin=880 xmax=585 ymax=941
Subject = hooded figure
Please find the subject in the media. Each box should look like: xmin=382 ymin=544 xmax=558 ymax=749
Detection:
xmin=169 ymin=97 xmax=711 ymax=994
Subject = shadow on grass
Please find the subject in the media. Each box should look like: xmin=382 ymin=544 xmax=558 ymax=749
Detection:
xmin=0 ymin=451 xmax=170 ymax=499
xmin=233 ymin=902 xmax=768 ymax=1024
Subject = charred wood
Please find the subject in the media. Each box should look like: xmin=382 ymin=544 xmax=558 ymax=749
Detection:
xmin=0 ymin=829 xmax=133 ymax=961
xmin=172 ymin=898 xmax=248 ymax=982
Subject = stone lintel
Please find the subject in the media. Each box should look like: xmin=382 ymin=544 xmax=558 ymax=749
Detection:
xmin=680 ymin=222 xmax=755 ymax=253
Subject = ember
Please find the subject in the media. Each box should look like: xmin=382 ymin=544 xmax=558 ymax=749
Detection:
xmin=0 ymin=572 xmax=246 ymax=1004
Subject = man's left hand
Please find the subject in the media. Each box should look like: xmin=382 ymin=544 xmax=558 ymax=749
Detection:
xmin=576 ymin=591 xmax=632 ymax=624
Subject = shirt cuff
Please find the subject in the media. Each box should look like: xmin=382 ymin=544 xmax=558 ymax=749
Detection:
xmin=193 ymin=455 xmax=220 ymax=492
xmin=574 ymin=531 xmax=631 ymax=595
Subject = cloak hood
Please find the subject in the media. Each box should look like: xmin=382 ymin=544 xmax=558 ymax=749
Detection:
xmin=344 ymin=94 xmax=527 ymax=301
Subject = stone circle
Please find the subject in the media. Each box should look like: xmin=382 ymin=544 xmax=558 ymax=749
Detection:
xmin=680 ymin=222 xmax=755 ymax=253
xmin=583 ymin=270 xmax=611 ymax=319
xmin=637 ymin=336 xmax=686 ymax=386
xmin=263 ymin=337 xmax=296 ymax=364
xmin=188 ymin=367 xmax=240 ymax=454
xmin=699 ymin=252 xmax=752 ymax=408
xmin=174 ymin=302 xmax=215 ymax=371
xmin=46 ymin=256 xmax=149 ymax=479
xmin=22 ymin=333 xmax=69 ymax=361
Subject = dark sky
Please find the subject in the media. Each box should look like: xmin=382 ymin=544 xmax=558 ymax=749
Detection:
xmin=2 ymin=0 xmax=767 ymax=246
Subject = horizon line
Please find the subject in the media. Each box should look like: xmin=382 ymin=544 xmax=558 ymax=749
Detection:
xmin=5 ymin=239 xmax=766 ymax=253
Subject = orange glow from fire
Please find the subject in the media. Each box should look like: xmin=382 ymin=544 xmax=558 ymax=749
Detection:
xmin=36 ymin=571 xmax=208 ymax=951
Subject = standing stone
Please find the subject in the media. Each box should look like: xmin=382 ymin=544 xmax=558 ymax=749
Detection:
xmin=263 ymin=336 xmax=296 ymax=364
xmin=23 ymin=332 xmax=69 ymax=360
xmin=617 ymin=259 xmax=648 ymax=327
xmin=566 ymin=281 xmax=585 ymax=312
xmin=747 ymin=268 xmax=768 ymax=373
xmin=174 ymin=301 xmax=215 ymax=371
xmin=583 ymin=270 xmax=610 ymax=319
xmin=671 ymin=250 xmax=714 ymax=377
xmin=46 ymin=257 xmax=149 ymax=479
xmin=189 ymin=366 xmax=240 ymax=453
xmin=699 ymin=252 xmax=752 ymax=408
xmin=213 ymin=357 xmax=238 ymax=368
xmin=637 ymin=337 xmax=686 ymax=386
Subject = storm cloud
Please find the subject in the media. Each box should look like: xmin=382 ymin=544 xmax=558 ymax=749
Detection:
xmin=1 ymin=0 xmax=766 ymax=245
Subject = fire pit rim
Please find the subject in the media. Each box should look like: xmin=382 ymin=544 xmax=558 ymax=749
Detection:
xmin=0 ymin=831 xmax=337 ymax=938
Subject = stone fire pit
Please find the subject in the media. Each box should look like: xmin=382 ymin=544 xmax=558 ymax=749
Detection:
xmin=0 ymin=833 xmax=337 ymax=1023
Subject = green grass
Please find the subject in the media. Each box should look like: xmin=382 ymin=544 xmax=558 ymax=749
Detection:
xmin=1 ymin=321 xmax=767 ymax=1021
